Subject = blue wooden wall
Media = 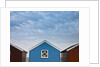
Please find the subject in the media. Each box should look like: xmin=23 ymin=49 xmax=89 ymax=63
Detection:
xmin=29 ymin=42 xmax=60 ymax=62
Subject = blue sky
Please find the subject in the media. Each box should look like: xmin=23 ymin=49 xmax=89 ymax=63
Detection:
xmin=10 ymin=11 xmax=79 ymax=51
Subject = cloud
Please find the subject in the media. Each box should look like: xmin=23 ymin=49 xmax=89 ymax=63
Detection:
xmin=10 ymin=11 xmax=79 ymax=50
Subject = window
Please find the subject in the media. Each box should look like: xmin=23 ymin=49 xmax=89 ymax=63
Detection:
xmin=41 ymin=50 xmax=48 ymax=58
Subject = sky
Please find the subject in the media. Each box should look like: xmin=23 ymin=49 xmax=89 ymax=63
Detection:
xmin=10 ymin=11 xmax=79 ymax=52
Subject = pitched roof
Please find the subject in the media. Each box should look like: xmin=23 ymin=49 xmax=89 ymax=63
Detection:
xmin=29 ymin=40 xmax=61 ymax=51
xmin=61 ymin=43 xmax=79 ymax=53
xmin=10 ymin=43 xmax=27 ymax=53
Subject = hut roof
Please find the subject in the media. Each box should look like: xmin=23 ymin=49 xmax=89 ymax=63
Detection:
xmin=61 ymin=43 xmax=79 ymax=53
xmin=10 ymin=43 xmax=27 ymax=53
xmin=29 ymin=40 xmax=61 ymax=51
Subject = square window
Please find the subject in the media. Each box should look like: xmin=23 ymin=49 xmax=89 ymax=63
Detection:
xmin=41 ymin=50 xmax=48 ymax=58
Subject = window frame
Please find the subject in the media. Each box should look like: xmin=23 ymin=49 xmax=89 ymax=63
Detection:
xmin=41 ymin=50 xmax=48 ymax=58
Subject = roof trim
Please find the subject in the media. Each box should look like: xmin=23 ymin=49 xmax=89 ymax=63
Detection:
xmin=67 ymin=43 xmax=79 ymax=51
xmin=61 ymin=43 xmax=79 ymax=52
xmin=10 ymin=43 xmax=27 ymax=53
xmin=29 ymin=40 xmax=61 ymax=51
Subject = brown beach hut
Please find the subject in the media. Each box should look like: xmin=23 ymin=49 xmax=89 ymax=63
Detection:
xmin=61 ymin=43 xmax=79 ymax=62
xmin=10 ymin=43 xmax=27 ymax=62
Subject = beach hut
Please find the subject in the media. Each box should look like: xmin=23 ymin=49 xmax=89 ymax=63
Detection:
xmin=10 ymin=43 xmax=27 ymax=62
xmin=61 ymin=43 xmax=79 ymax=62
xmin=29 ymin=40 xmax=61 ymax=62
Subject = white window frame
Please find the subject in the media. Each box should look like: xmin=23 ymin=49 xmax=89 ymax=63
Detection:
xmin=41 ymin=50 xmax=48 ymax=58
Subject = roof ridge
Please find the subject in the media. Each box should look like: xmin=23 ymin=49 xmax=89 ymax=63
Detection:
xmin=29 ymin=40 xmax=61 ymax=51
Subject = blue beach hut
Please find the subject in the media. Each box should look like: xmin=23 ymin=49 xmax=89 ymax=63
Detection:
xmin=29 ymin=40 xmax=61 ymax=62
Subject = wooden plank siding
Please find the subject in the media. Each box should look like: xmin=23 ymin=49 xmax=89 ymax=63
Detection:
xmin=67 ymin=45 xmax=79 ymax=62
xmin=61 ymin=43 xmax=79 ymax=62
xmin=61 ymin=52 xmax=67 ymax=62
xmin=10 ymin=45 xmax=22 ymax=62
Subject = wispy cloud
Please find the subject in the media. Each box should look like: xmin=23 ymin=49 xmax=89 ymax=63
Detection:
xmin=10 ymin=11 xmax=79 ymax=51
